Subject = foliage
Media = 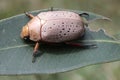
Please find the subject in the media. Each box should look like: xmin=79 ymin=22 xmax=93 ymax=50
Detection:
xmin=0 ymin=9 xmax=120 ymax=75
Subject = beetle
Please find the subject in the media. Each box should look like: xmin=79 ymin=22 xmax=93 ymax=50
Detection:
xmin=21 ymin=9 xmax=94 ymax=62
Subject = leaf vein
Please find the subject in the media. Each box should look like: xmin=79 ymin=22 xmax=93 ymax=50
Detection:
xmin=0 ymin=40 xmax=119 ymax=51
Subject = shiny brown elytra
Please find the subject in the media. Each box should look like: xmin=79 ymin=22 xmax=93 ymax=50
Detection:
xmin=20 ymin=10 xmax=93 ymax=63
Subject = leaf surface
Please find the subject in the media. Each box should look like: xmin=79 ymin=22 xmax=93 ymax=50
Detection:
xmin=0 ymin=8 xmax=120 ymax=75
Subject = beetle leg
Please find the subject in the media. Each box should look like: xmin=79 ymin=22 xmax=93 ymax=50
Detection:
xmin=32 ymin=42 xmax=39 ymax=63
xmin=79 ymin=13 xmax=89 ymax=20
xmin=65 ymin=42 xmax=97 ymax=48
xmin=24 ymin=12 xmax=34 ymax=19
xmin=79 ymin=13 xmax=89 ymax=27
xmin=50 ymin=7 xmax=53 ymax=11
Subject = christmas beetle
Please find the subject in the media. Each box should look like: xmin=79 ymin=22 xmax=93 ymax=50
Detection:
xmin=21 ymin=9 xmax=95 ymax=62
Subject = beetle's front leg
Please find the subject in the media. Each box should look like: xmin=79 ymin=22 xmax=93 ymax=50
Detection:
xmin=32 ymin=42 xmax=40 ymax=63
xmin=24 ymin=12 xmax=34 ymax=19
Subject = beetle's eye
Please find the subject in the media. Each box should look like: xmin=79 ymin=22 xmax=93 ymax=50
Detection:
xmin=23 ymin=36 xmax=29 ymax=40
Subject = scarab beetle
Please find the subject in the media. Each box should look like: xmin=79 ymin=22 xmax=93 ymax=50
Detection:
xmin=21 ymin=9 xmax=94 ymax=62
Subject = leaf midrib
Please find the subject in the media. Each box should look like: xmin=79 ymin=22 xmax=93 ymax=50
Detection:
xmin=0 ymin=40 xmax=119 ymax=51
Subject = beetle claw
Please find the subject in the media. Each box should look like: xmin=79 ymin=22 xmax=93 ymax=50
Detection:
xmin=32 ymin=42 xmax=40 ymax=63
xmin=32 ymin=50 xmax=42 ymax=63
xmin=32 ymin=51 xmax=38 ymax=63
xmin=32 ymin=50 xmax=38 ymax=63
xmin=32 ymin=56 xmax=36 ymax=63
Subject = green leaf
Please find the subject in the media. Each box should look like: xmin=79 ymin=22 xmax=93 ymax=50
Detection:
xmin=0 ymin=8 xmax=120 ymax=75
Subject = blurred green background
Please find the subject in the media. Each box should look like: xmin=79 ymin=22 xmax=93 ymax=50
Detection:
xmin=0 ymin=0 xmax=120 ymax=80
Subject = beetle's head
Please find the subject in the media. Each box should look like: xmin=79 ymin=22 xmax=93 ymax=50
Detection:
xmin=20 ymin=25 xmax=29 ymax=40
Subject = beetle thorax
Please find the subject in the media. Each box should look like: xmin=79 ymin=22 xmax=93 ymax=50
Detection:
xmin=28 ymin=17 xmax=42 ymax=41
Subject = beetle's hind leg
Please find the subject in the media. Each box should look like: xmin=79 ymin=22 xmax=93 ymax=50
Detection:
xmin=24 ymin=11 xmax=34 ymax=19
xmin=65 ymin=42 xmax=97 ymax=48
xmin=50 ymin=7 xmax=53 ymax=11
